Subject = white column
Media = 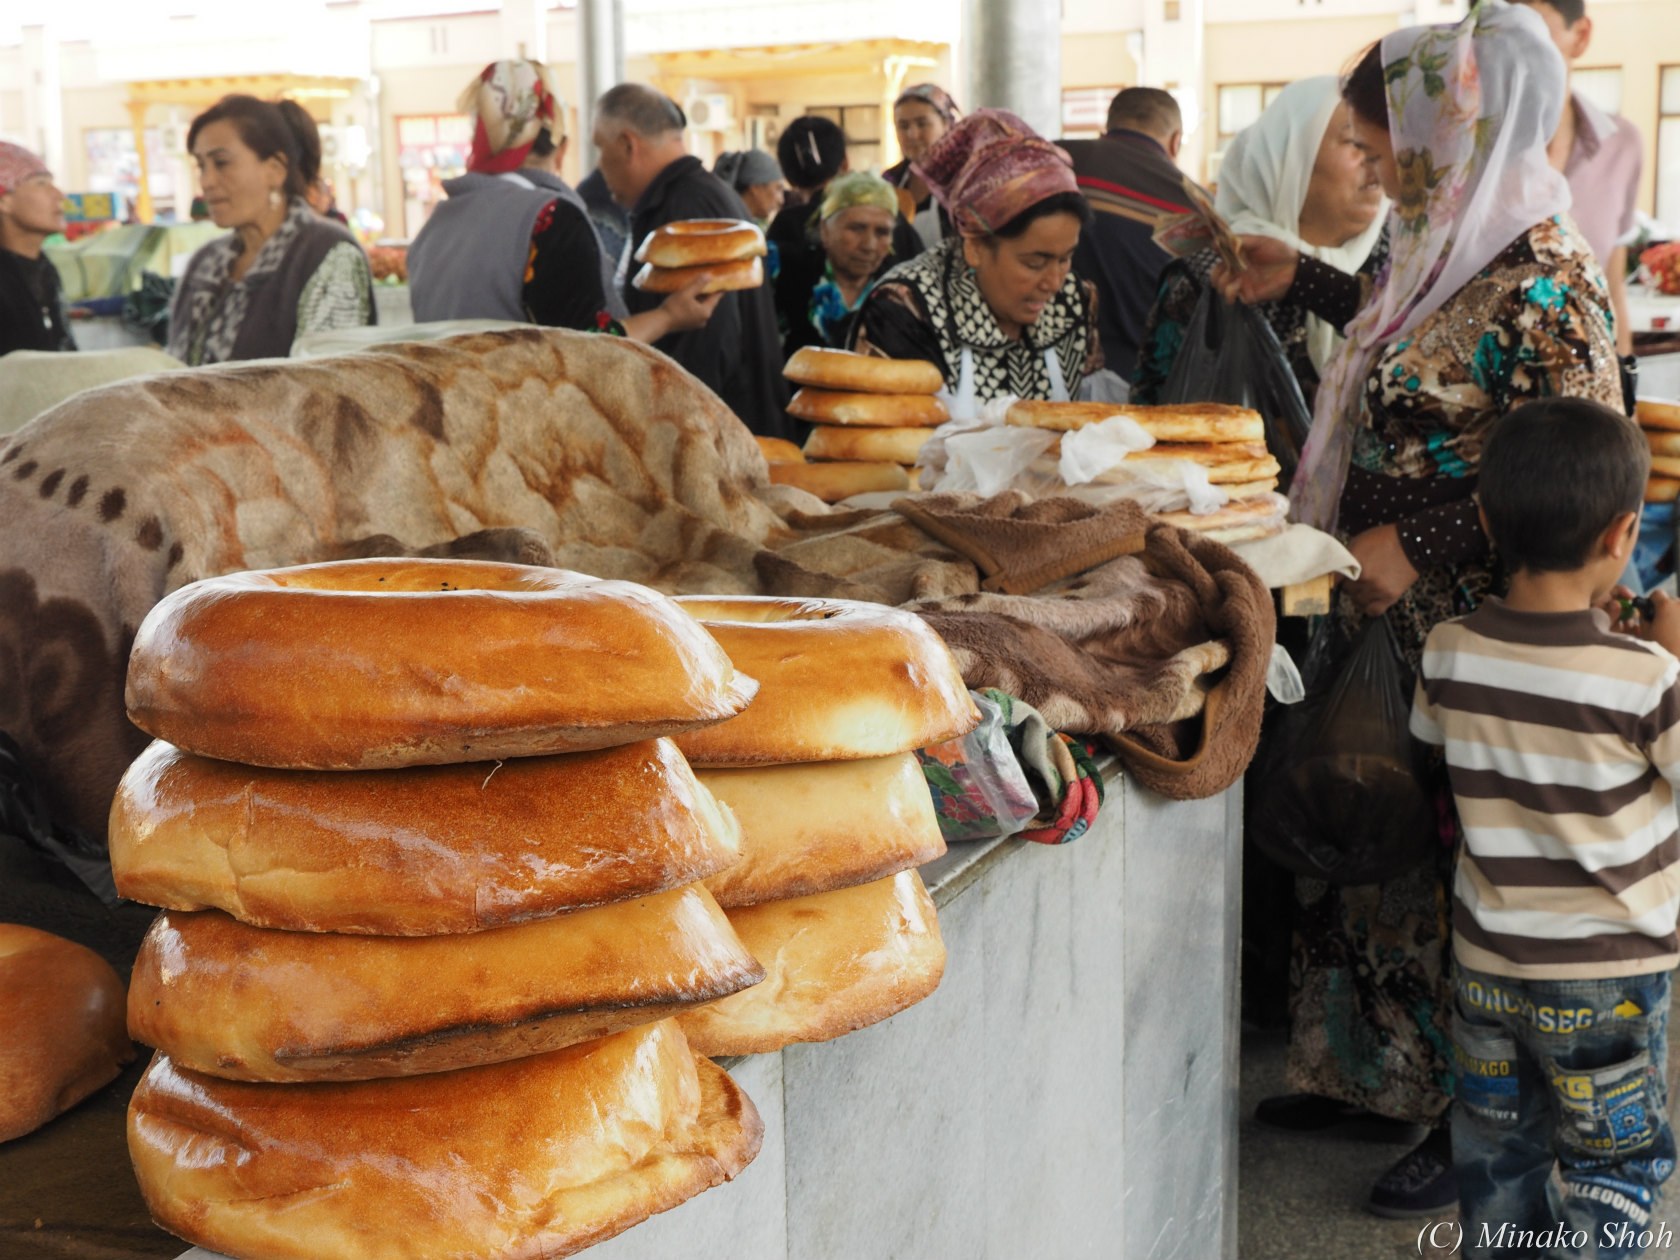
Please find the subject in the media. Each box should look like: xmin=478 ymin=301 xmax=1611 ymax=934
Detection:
xmin=575 ymin=0 xmax=625 ymax=172
xmin=1142 ymin=0 xmax=1205 ymax=179
xmin=21 ymin=24 xmax=65 ymax=178
xmin=501 ymin=0 xmax=548 ymax=65
xmin=960 ymin=0 xmax=1062 ymax=139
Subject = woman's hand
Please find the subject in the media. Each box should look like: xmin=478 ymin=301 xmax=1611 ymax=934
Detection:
xmin=1343 ymin=524 xmax=1419 ymax=618
xmin=1211 ymin=236 xmax=1300 ymax=306
xmin=659 ymin=278 xmax=724 ymax=332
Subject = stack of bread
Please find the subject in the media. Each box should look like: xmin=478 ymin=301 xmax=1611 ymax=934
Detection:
xmin=773 ymin=347 xmax=950 ymax=502
xmin=666 ymin=596 xmax=979 ymax=1055
xmin=1006 ymin=399 xmax=1288 ymax=543
xmin=1639 ymin=398 xmax=1680 ymax=504
xmin=633 ymin=218 xmax=767 ymax=294
xmin=111 ymin=558 xmax=769 ymax=1260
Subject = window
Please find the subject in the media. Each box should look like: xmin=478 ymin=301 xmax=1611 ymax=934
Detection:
xmin=1062 ymin=86 xmax=1124 ymax=140
xmin=396 ymin=113 xmax=471 ymax=238
xmin=1659 ymin=67 xmax=1680 ymax=235
xmin=806 ymin=105 xmax=882 ymax=172
xmin=1215 ymin=83 xmax=1285 ymax=150
xmin=1573 ymin=67 xmax=1623 ymax=117
xmin=83 ymin=127 xmax=172 ymax=218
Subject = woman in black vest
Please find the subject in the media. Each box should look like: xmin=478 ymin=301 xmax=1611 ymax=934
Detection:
xmin=168 ymin=95 xmax=374 ymax=365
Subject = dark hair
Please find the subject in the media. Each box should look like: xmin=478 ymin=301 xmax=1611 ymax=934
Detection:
xmin=1479 ymin=398 xmax=1648 ymax=574
xmin=1341 ymin=42 xmax=1389 ymax=131
xmin=991 ymin=191 xmax=1091 ymax=241
xmin=1106 ymin=87 xmax=1181 ymax=137
xmin=596 ymin=84 xmax=686 ymax=139
xmin=529 ymin=126 xmax=558 ymax=159
xmin=1524 ymin=0 xmax=1586 ymax=24
xmin=778 ymin=116 xmax=847 ymax=192
xmin=188 ymin=95 xmax=308 ymax=199
xmin=274 ymin=100 xmax=322 ymax=188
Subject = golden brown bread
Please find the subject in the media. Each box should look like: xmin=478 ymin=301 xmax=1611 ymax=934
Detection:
xmin=767 ymin=459 xmax=911 ymax=502
xmin=0 ymin=924 xmax=135 ymax=1143
xmin=128 ymin=1021 xmax=762 ymax=1260
xmin=1637 ymin=398 xmax=1680 ymax=432
xmin=697 ymin=754 xmax=946 ymax=908
xmin=783 ymin=346 xmax=945 ymax=395
xmin=1154 ymin=496 xmax=1290 ymax=544
xmin=670 ymin=595 xmax=979 ymax=765
xmin=109 ymin=738 xmax=740 ymax=934
xmin=1006 ymin=399 xmax=1265 ymax=442
xmin=128 ymin=887 xmax=763 ymax=1082
xmin=1222 ymin=477 xmax=1283 ymax=501
xmin=677 ymin=870 xmax=945 ymax=1056
xmin=755 ymin=435 xmax=805 ymax=464
xmin=787 ymin=388 xmax=951 ymax=427
xmin=632 ymin=256 xmax=765 ymax=294
xmin=803 ymin=424 xmax=937 ymax=465
xmin=1651 ymin=454 xmax=1680 ymax=480
xmin=1647 ymin=476 xmax=1680 ymax=504
xmin=633 ymin=219 xmax=767 ymax=267
xmin=1648 ymin=430 xmax=1680 ymax=458
xmin=125 ymin=559 xmax=757 ymax=770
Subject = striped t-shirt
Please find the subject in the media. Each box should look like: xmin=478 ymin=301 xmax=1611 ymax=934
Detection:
xmin=1411 ymin=599 xmax=1680 ymax=980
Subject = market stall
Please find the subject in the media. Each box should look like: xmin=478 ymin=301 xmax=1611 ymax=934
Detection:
xmin=0 ymin=328 xmax=1324 ymax=1260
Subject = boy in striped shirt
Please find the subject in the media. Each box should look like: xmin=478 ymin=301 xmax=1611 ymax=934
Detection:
xmin=1411 ymin=397 xmax=1680 ymax=1259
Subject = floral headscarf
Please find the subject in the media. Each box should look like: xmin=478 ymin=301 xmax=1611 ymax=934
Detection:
xmin=914 ymin=109 xmax=1078 ymax=239
xmin=1289 ymin=0 xmax=1570 ymax=531
xmin=819 ymin=171 xmax=898 ymax=221
xmin=460 ymin=60 xmax=561 ymax=175
xmin=0 ymin=142 xmax=50 ymax=195
xmin=895 ymin=84 xmax=961 ymax=128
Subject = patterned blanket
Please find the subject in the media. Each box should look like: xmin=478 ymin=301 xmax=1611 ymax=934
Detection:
xmin=0 ymin=328 xmax=1270 ymax=846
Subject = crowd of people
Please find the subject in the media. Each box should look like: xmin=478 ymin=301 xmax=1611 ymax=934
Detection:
xmin=0 ymin=1 xmax=1672 ymax=1251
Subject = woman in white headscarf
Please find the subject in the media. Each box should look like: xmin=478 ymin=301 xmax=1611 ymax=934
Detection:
xmin=1133 ymin=76 xmax=1387 ymax=408
xmin=1218 ymin=0 xmax=1621 ymax=1219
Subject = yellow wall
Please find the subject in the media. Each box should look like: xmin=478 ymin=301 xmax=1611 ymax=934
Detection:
xmin=1577 ymin=0 xmax=1671 ymax=215
xmin=1061 ymin=31 xmax=1138 ymax=96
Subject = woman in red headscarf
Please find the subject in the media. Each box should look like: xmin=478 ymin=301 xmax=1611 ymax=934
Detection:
xmin=853 ymin=109 xmax=1112 ymax=407
xmin=407 ymin=59 xmax=715 ymax=342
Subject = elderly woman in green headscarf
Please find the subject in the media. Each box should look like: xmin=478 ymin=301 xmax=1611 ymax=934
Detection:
xmin=773 ymin=171 xmax=902 ymax=357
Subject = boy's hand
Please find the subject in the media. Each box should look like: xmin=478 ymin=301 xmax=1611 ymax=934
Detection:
xmin=1602 ymin=584 xmax=1643 ymax=634
xmin=1650 ymin=591 xmax=1680 ymax=658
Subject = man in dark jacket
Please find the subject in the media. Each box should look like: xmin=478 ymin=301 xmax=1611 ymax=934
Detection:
xmin=592 ymin=83 xmax=791 ymax=440
xmin=1061 ymin=88 xmax=1200 ymax=383
xmin=0 ymin=143 xmax=75 ymax=356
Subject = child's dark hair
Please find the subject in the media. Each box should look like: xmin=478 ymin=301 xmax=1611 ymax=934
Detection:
xmin=1479 ymin=397 xmax=1648 ymax=573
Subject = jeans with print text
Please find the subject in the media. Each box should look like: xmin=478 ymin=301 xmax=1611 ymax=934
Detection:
xmin=1453 ymin=965 xmax=1675 ymax=1259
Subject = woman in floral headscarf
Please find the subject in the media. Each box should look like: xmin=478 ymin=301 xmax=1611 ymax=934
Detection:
xmin=883 ymin=83 xmax=960 ymax=251
xmin=853 ymin=109 xmax=1111 ymax=407
xmin=1219 ymin=0 xmax=1622 ymax=1218
xmin=774 ymin=172 xmax=900 ymax=357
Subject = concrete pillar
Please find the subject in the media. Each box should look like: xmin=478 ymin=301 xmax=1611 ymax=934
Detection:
xmin=575 ymin=0 xmax=624 ymax=173
xmin=126 ymin=101 xmax=154 ymax=224
xmin=21 ymin=24 xmax=65 ymax=180
xmin=501 ymin=0 xmax=548 ymax=66
xmin=960 ymin=0 xmax=1061 ymax=139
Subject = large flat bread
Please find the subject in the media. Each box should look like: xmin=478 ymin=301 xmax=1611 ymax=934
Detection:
xmin=110 ymin=739 xmax=741 ymax=934
xmin=1155 ymin=496 xmax=1289 ymax=544
xmin=127 ymin=887 xmax=763 ymax=1082
xmin=1007 ymin=400 xmax=1264 ymax=442
xmin=697 ymin=754 xmax=946 ymax=908
xmin=677 ymin=870 xmax=945 ymax=1056
xmin=804 ymin=424 xmax=936 ymax=465
xmin=128 ymin=1021 xmax=762 ymax=1260
xmin=1 ymin=925 xmax=134 ymax=1143
xmin=671 ymin=596 xmax=978 ymax=766
xmin=1083 ymin=453 xmax=1282 ymax=485
xmin=787 ymin=388 xmax=950 ymax=427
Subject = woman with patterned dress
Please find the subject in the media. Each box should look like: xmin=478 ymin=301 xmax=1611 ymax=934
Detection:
xmin=168 ymin=95 xmax=374 ymax=364
xmin=852 ymin=110 xmax=1111 ymax=406
xmin=1133 ymin=76 xmax=1388 ymax=412
xmin=1218 ymin=0 xmax=1623 ymax=1217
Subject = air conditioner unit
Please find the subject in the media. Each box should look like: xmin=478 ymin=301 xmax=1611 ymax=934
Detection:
xmin=684 ymin=94 xmax=735 ymax=132
xmin=158 ymin=122 xmax=188 ymax=155
xmin=319 ymin=126 xmax=341 ymax=165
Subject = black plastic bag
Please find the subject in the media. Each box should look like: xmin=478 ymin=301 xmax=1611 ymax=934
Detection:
xmin=1249 ymin=615 xmax=1436 ymax=885
xmin=1158 ymin=287 xmax=1314 ymax=491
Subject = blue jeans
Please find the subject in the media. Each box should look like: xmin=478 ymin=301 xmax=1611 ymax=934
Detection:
xmin=1452 ymin=966 xmax=1676 ymax=1259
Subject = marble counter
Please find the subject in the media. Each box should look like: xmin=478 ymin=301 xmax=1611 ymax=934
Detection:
xmin=171 ymin=767 xmax=1243 ymax=1260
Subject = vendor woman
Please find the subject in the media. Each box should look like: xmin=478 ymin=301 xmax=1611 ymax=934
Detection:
xmin=852 ymin=110 xmax=1112 ymax=405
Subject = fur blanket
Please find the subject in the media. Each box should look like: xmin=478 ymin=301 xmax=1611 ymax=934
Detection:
xmin=0 ymin=328 xmax=1270 ymax=845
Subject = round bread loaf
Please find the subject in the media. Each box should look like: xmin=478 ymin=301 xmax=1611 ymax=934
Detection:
xmin=804 ymin=424 xmax=936 ymax=465
xmin=697 ymin=754 xmax=945 ymax=908
xmin=632 ymin=256 xmax=764 ymax=294
xmin=128 ymin=1021 xmax=761 ymax=1260
xmin=128 ymin=888 xmax=763 ymax=1082
xmin=109 ymin=739 xmax=739 ymax=934
xmin=0 ymin=925 xmax=134 ymax=1143
xmin=125 ymin=559 xmax=757 ymax=770
xmin=677 ymin=870 xmax=945 ymax=1056
xmin=671 ymin=595 xmax=978 ymax=765
xmin=1651 ymin=454 xmax=1680 ymax=480
xmin=1648 ymin=476 xmax=1680 ymax=504
xmin=1637 ymin=398 xmax=1680 ymax=432
xmin=1648 ymin=430 xmax=1680 ymax=458
xmin=767 ymin=459 xmax=910 ymax=502
xmin=1007 ymin=399 xmax=1265 ymax=442
xmin=755 ymin=435 xmax=805 ymax=464
xmin=787 ymin=387 xmax=949 ymax=427
xmin=633 ymin=218 xmax=766 ymax=267
xmin=784 ymin=346 xmax=944 ymax=395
